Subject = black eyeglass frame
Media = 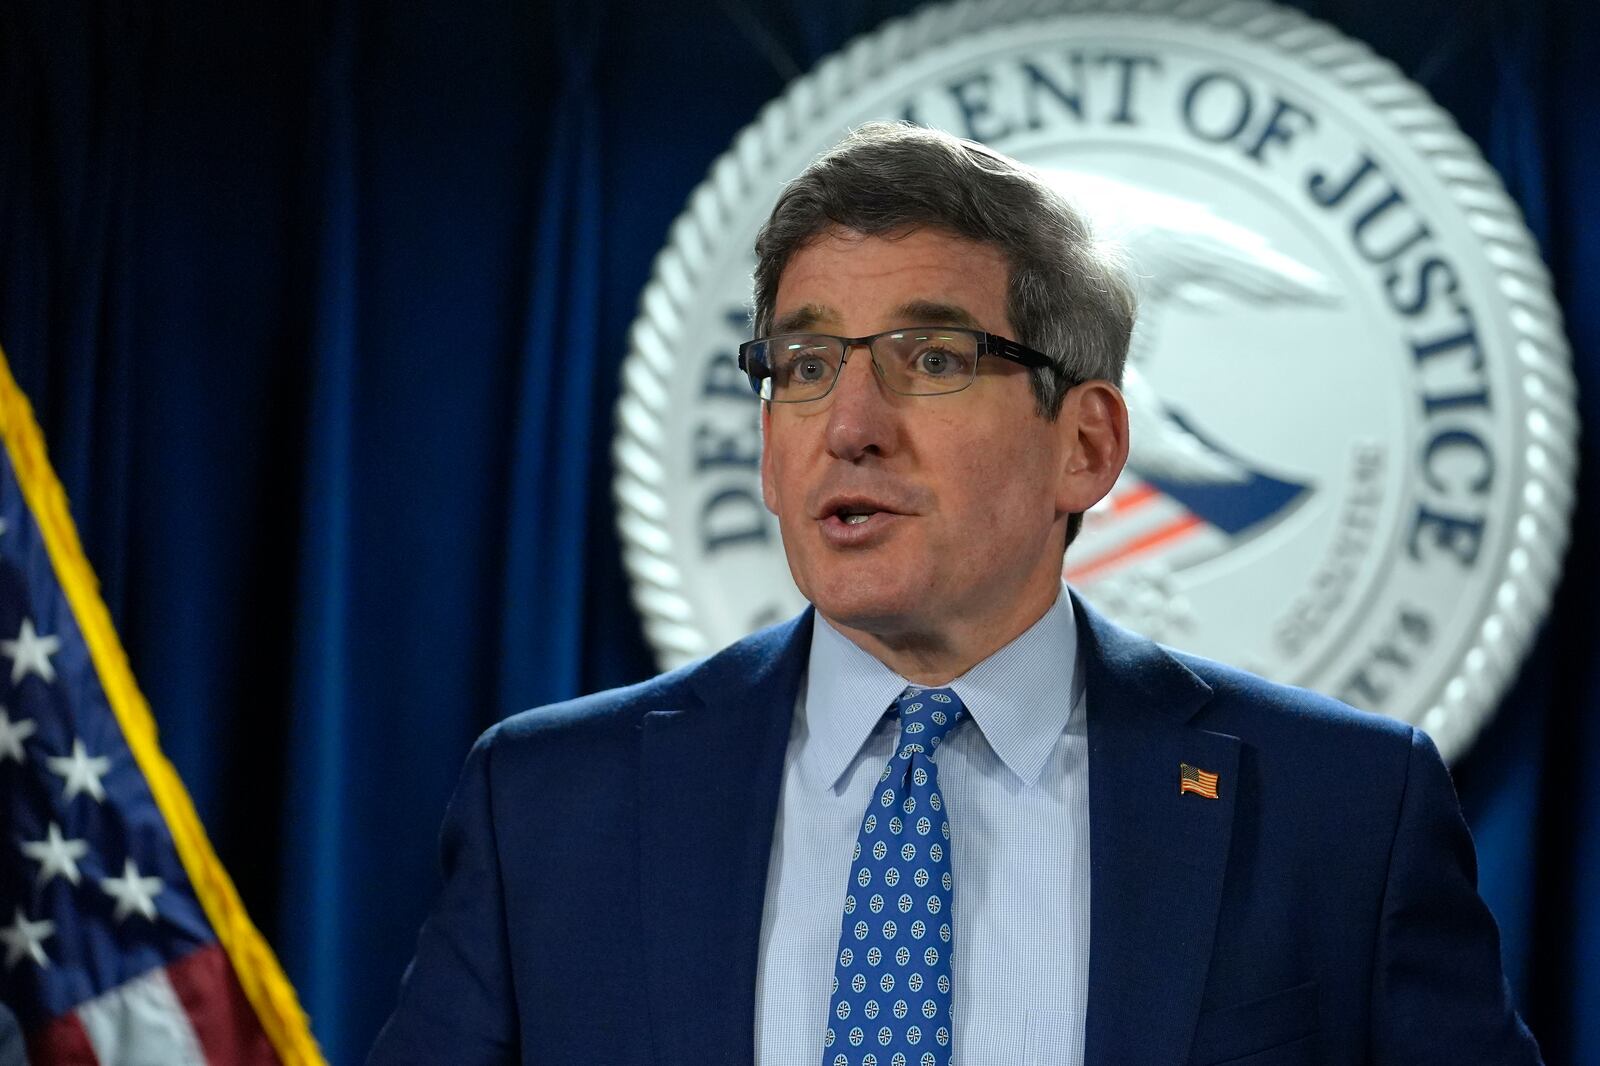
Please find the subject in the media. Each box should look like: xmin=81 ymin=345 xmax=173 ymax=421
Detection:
xmin=736 ymin=326 xmax=1057 ymax=403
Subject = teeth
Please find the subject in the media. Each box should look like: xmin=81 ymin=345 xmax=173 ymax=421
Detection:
xmin=843 ymin=513 xmax=872 ymax=525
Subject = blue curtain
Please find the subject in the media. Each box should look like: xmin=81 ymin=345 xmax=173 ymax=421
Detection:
xmin=0 ymin=1 xmax=1594 ymax=1062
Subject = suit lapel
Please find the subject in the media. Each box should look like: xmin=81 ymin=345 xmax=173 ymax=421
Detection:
xmin=1075 ymin=595 xmax=1240 ymax=1066
xmin=638 ymin=611 xmax=812 ymax=1065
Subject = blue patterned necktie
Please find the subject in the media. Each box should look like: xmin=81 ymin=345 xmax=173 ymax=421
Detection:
xmin=822 ymin=685 xmax=966 ymax=1066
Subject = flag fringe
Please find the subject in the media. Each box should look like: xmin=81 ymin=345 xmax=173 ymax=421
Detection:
xmin=0 ymin=347 xmax=326 ymax=1066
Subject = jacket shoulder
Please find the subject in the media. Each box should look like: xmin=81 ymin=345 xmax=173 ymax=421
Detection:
xmin=1171 ymin=647 xmax=1416 ymax=762
xmin=482 ymin=611 xmax=809 ymax=750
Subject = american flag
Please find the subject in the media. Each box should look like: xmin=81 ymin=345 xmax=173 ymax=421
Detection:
xmin=0 ymin=353 xmax=323 ymax=1064
xmin=1179 ymin=762 xmax=1220 ymax=800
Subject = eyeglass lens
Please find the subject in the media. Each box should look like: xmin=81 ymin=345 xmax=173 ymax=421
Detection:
xmin=759 ymin=329 xmax=980 ymax=401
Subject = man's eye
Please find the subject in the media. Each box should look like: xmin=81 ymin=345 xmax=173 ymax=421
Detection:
xmin=794 ymin=357 xmax=830 ymax=382
xmin=774 ymin=342 xmax=835 ymax=385
xmin=914 ymin=347 xmax=966 ymax=376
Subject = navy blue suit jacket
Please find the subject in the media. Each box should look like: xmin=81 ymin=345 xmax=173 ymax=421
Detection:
xmin=369 ymin=596 xmax=1540 ymax=1065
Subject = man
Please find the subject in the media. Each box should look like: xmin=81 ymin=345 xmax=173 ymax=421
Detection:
xmin=370 ymin=123 xmax=1540 ymax=1065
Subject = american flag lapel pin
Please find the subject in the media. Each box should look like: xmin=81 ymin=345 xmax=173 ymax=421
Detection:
xmin=1179 ymin=762 xmax=1220 ymax=800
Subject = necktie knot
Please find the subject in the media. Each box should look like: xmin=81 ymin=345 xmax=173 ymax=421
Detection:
xmin=894 ymin=686 xmax=965 ymax=755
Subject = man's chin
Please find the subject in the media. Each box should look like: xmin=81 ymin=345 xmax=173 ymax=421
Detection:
xmin=808 ymin=588 xmax=927 ymax=640
xmin=789 ymin=552 xmax=936 ymax=632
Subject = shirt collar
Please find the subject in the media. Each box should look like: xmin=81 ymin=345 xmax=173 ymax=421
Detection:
xmin=800 ymin=582 xmax=1083 ymax=791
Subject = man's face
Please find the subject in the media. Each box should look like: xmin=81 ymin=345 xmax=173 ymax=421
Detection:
xmin=760 ymin=225 xmax=1080 ymax=651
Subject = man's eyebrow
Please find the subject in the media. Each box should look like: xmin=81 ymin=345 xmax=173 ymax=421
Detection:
xmin=891 ymin=300 xmax=981 ymax=329
xmin=769 ymin=299 xmax=981 ymax=335
xmin=772 ymin=304 xmax=836 ymax=334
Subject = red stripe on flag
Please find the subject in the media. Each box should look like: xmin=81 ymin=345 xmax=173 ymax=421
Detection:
xmin=1065 ymin=513 xmax=1206 ymax=582
xmin=29 ymin=1012 xmax=100 ymax=1065
xmin=165 ymin=943 xmax=282 ymax=1066
xmin=1108 ymin=483 xmax=1161 ymax=514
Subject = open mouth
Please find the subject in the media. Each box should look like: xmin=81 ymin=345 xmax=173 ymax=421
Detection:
xmin=835 ymin=506 xmax=879 ymax=526
xmin=815 ymin=494 xmax=910 ymax=541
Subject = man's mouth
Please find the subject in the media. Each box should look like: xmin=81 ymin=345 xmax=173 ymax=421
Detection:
xmin=817 ymin=498 xmax=907 ymax=545
xmin=814 ymin=493 xmax=919 ymax=543
xmin=836 ymin=506 xmax=879 ymax=526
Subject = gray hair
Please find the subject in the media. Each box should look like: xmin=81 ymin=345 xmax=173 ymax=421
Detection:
xmin=752 ymin=121 xmax=1137 ymax=418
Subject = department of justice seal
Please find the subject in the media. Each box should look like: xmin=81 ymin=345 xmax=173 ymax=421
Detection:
xmin=613 ymin=0 xmax=1577 ymax=761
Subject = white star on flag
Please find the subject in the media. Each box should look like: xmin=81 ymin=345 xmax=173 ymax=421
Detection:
xmin=102 ymin=858 xmax=164 ymax=923
xmin=0 ymin=705 xmax=36 ymax=763
xmin=1 ymin=617 xmax=62 ymax=684
xmin=20 ymin=822 xmax=90 ymax=886
xmin=47 ymin=738 xmax=113 ymax=803
xmin=1 ymin=907 xmax=56 ymax=970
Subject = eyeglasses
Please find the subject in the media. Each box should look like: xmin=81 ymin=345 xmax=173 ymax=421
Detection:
xmin=736 ymin=327 xmax=1056 ymax=403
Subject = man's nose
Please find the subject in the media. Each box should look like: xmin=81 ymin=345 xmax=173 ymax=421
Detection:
xmin=824 ymin=344 xmax=898 ymax=460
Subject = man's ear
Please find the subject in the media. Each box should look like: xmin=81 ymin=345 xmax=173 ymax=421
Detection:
xmin=1054 ymin=380 xmax=1130 ymax=517
xmin=760 ymin=401 xmax=779 ymax=515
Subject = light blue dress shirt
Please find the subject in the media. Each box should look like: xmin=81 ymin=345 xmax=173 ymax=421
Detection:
xmin=755 ymin=583 xmax=1090 ymax=1066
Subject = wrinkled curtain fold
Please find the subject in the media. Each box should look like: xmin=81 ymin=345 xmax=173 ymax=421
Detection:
xmin=280 ymin=0 xmax=359 ymax=1044
xmin=496 ymin=3 xmax=606 ymax=717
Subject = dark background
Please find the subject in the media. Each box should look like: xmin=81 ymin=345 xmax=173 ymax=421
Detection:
xmin=1 ymin=1 xmax=1595 ymax=1062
